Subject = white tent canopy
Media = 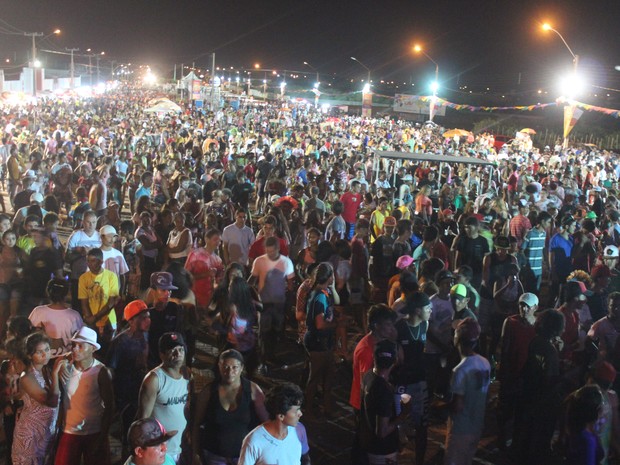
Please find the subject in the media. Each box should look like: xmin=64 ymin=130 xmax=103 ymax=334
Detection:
xmin=144 ymin=98 xmax=182 ymax=114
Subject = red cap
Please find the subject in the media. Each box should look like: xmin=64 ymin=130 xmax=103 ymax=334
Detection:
xmin=124 ymin=300 xmax=148 ymax=321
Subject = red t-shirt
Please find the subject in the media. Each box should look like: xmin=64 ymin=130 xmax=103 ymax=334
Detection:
xmin=350 ymin=333 xmax=376 ymax=410
xmin=340 ymin=191 xmax=362 ymax=224
xmin=498 ymin=315 xmax=536 ymax=380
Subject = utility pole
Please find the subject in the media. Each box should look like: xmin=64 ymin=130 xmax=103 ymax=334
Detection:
xmin=24 ymin=32 xmax=43 ymax=96
xmin=66 ymin=48 xmax=79 ymax=88
xmin=96 ymin=56 xmax=101 ymax=85
xmin=211 ymin=53 xmax=217 ymax=109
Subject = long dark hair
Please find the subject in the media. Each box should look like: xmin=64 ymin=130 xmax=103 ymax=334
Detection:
xmin=228 ymin=277 xmax=255 ymax=320
xmin=311 ymin=262 xmax=333 ymax=289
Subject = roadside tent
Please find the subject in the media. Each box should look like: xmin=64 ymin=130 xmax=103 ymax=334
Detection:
xmin=144 ymin=98 xmax=182 ymax=114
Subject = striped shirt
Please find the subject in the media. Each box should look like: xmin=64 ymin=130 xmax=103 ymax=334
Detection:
xmin=521 ymin=227 xmax=546 ymax=275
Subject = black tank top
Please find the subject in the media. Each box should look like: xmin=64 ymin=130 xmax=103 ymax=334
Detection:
xmin=201 ymin=377 xmax=258 ymax=457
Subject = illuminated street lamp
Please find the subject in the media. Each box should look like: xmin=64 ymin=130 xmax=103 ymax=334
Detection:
xmin=542 ymin=23 xmax=579 ymax=72
xmin=22 ymin=28 xmax=59 ymax=96
xmin=414 ymin=44 xmax=440 ymax=121
xmin=542 ymin=22 xmax=580 ymax=147
xmin=350 ymin=56 xmax=371 ymax=85
xmin=303 ymin=61 xmax=320 ymax=107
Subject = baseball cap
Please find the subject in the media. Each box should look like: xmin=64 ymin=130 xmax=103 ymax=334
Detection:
xmin=519 ymin=293 xmax=539 ymax=307
xmin=159 ymin=332 xmax=185 ymax=353
xmin=373 ymin=339 xmax=397 ymax=364
xmin=128 ymin=418 xmax=177 ymax=450
xmin=383 ymin=216 xmax=397 ymax=227
xmin=442 ymin=209 xmax=454 ymax=217
xmin=450 ymin=284 xmax=468 ymax=299
xmin=100 ymin=225 xmax=118 ymax=236
xmin=562 ymin=215 xmax=576 ymax=227
xmin=518 ymin=199 xmax=529 ymax=208
xmin=30 ymin=192 xmax=44 ymax=203
xmin=565 ymin=281 xmax=587 ymax=301
xmin=585 ymin=211 xmax=597 ymax=219
xmin=123 ymin=300 xmax=148 ymax=321
xmin=396 ymin=255 xmax=414 ymax=270
xmin=400 ymin=291 xmax=431 ymax=314
xmin=604 ymin=245 xmax=620 ymax=259
xmin=494 ymin=235 xmax=510 ymax=249
xmin=150 ymin=272 xmax=178 ymax=290
xmin=435 ymin=269 xmax=455 ymax=284
xmin=591 ymin=264 xmax=612 ymax=279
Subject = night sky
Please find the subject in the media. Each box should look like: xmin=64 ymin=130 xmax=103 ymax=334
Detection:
xmin=2 ymin=0 xmax=620 ymax=98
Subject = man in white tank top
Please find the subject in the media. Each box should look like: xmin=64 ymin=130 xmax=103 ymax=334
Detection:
xmin=54 ymin=326 xmax=115 ymax=465
xmin=137 ymin=332 xmax=190 ymax=463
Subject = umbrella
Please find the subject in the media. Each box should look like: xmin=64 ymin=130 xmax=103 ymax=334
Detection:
xmin=443 ymin=129 xmax=471 ymax=138
xmin=520 ymin=128 xmax=536 ymax=135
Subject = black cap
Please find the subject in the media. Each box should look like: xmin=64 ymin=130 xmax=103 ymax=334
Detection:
xmin=128 ymin=418 xmax=177 ymax=450
xmin=158 ymin=332 xmax=185 ymax=353
xmin=374 ymin=339 xmax=397 ymax=363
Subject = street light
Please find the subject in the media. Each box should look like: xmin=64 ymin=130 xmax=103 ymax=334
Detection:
xmin=413 ymin=44 xmax=440 ymax=121
xmin=350 ymin=56 xmax=371 ymax=86
xmin=303 ymin=61 xmax=320 ymax=86
xmin=23 ymin=29 xmax=59 ymax=96
xmin=303 ymin=61 xmax=320 ymax=107
xmin=541 ymin=22 xmax=579 ymax=72
xmin=542 ymin=22 xmax=580 ymax=147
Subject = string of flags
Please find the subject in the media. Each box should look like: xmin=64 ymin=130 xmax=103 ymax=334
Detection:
xmin=401 ymin=95 xmax=620 ymax=118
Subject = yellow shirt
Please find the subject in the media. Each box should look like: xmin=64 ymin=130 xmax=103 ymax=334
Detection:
xmin=78 ymin=269 xmax=119 ymax=327
xmin=370 ymin=209 xmax=387 ymax=243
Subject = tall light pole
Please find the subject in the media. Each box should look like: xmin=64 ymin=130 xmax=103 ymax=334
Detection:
xmin=96 ymin=51 xmax=105 ymax=85
xmin=24 ymin=32 xmax=43 ymax=96
xmin=542 ymin=22 xmax=579 ymax=147
xmin=350 ymin=56 xmax=371 ymax=85
xmin=351 ymin=57 xmax=372 ymax=117
xmin=66 ymin=47 xmax=79 ymax=88
xmin=303 ymin=61 xmax=320 ymax=107
xmin=414 ymin=44 xmax=440 ymax=122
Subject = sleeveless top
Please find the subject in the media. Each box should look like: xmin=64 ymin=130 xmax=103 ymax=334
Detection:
xmin=12 ymin=367 xmax=58 ymax=463
xmin=152 ymin=368 xmax=189 ymax=458
xmin=167 ymin=228 xmax=192 ymax=260
xmin=63 ymin=359 xmax=105 ymax=435
xmin=482 ymin=252 xmax=514 ymax=298
xmin=201 ymin=378 xmax=257 ymax=458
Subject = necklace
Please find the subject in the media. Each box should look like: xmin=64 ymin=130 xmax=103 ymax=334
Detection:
xmin=407 ymin=322 xmax=423 ymax=341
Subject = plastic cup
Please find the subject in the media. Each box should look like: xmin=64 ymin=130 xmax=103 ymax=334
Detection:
xmin=400 ymin=393 xmax=411 ymax=404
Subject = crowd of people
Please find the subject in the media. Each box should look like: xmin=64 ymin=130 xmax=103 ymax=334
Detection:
xmin=0 ymin=86 xmax=618 ymax=465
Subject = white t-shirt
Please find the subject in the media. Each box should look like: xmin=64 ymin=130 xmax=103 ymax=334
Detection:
xmin=29 ymin=305 xmax=84 ymax=357
xmin=239 ymin=424 xmax=302 ymax=465
xmin=448 ymin=354 xmax=491 ymax=436
xmin=101 ymin=247 xmax=129 ymax=284
xmin=222 ymin=223 xmax=256 ymax=266
xmin=66 ymin=230 xmax=102 ymax=278
xmin=251 ymin=254 xmax=294 ymax=304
